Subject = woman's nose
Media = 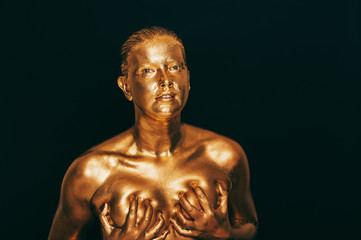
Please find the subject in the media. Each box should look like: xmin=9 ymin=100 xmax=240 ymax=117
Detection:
xmin=159 ymin=79 xmax=173 ymax=88
xmin=159 ymin=69 xmax=173 ymax=88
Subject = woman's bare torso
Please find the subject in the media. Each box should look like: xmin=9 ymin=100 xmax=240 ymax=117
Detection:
xmin=89 ymin=126 xmax=234 ymax=239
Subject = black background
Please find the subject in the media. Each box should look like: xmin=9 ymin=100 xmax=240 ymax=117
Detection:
xmin=2 ymin=0 xmax=360 ymax=239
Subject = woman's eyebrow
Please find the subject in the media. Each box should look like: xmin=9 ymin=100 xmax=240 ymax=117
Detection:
xmin=165 ymin=58 xmax=183 ymax=65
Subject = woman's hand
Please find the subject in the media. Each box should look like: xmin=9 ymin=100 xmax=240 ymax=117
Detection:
xmin=99 ymin=195 xmax=169 ymax=240
xmin=170 ymin=183 xmax=232 ymax=239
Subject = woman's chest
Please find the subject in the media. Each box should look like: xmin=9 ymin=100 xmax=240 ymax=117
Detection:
xmin=91 ymin=158 xmax=230 ymax=228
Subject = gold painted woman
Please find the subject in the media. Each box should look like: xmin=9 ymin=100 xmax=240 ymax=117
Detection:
xmin=49 ymin=27 xmax=257 ymax=240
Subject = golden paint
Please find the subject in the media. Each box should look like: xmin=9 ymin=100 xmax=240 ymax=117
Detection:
xmin=49 ymin=28 xmax=257 ymax=240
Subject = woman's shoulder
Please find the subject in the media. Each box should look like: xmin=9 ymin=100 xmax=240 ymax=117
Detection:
xmin=183 ymin=124 xmax=247 ymax=171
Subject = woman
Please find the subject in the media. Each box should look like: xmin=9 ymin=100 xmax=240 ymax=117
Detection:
xmin=49 ymin=27 xmax=257 ymax=240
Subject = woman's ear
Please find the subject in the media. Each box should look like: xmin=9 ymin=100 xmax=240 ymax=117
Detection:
xmin=117 ymin=76 xmax=133 ymax=101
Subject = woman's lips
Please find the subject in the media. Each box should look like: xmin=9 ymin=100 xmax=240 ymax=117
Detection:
xmin=156 ymin=93 xmax=175 ymax=101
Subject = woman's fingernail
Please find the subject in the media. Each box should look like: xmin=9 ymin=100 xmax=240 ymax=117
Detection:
xmin=129 ymin=194 xmax=135 ymax=201
xmin=190 ymin=181 xmax=198 ymax=189
xmin=178 ymin=192 xmax=185 ymax=198
xmin=100 ymin=202 xmax=107 ymax=213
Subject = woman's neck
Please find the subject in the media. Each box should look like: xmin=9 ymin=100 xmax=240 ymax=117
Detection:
xmin=133 ymin=111 xmax=183 ymax=157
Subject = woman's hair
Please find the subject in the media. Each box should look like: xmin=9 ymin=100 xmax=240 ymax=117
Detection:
xmin=120 ymin=26 xmax=184 ymax=77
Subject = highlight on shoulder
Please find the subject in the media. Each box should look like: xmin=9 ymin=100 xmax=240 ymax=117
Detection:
xmin=183 ymin=124 xmax=246 ymax=170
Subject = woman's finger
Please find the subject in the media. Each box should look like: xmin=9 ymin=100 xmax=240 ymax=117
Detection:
xmin=124 ymin=194 xmax=138 ymax=231
xmin=152 ymin=229 xmax=170 ymax=240
xmin=193 ymin=186 xmax=212 ymax=214
xmin=170 ymin=218 xmax=198 ymax=237
xmin=216 ymin=182 xmax=228 ymax=215
xmin=175 ymin=205 xmax=195 ymax=228
xmin=138 ymin=199 xmax=153 ymax=232
xmin=145 ymin=211 xmax=165 ymax=238
xmin=179 ymin=196 xmax=200 ymax=219
xmin=99 ymin=202 xmax=113 ymax=234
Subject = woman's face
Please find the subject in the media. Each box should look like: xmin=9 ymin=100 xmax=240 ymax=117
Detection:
xmin=123 ymin=37 xmax=190 ymax=120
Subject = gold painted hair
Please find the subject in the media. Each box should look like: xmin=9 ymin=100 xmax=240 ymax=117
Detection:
xmin=120 ymin=26 xmax=185 ymax=77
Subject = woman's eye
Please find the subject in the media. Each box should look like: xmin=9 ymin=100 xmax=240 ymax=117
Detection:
xmin=142 ymin=69 xmax=153 ymax=74
xmin=170 ymin=65 xmax=179 ymax=71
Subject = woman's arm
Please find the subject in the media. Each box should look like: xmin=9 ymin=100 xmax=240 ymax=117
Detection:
xmin=226 ymin=146 xmax=258 ymax=239
xmin=48 ymin=156 xmax=105 ymax=240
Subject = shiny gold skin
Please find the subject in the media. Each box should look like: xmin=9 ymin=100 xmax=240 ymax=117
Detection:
xmin=49 ymin=36 xmax=257 ymax=240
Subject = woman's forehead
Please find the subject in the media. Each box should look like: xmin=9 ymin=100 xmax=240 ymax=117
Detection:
xmin=132 ymin=36 xmax=183 ymax=51
xmin=128 ymin=37 xmax=185 ymax=64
